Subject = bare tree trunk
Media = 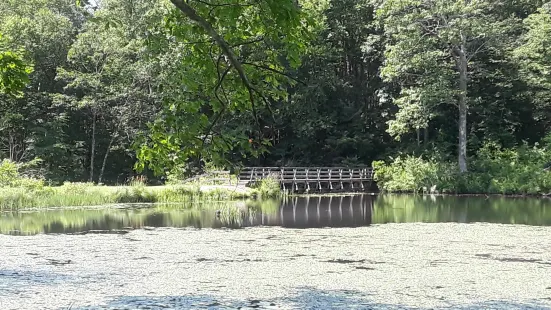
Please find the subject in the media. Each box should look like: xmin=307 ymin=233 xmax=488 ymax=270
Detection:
xmin=457 ymin=44 xmax=468 ymax=173
xmin=89 ymin=108 xmax=97 ymax=183
xmin=8 ymin=133 xmax=15 ymax=162
xmin=416 ymin=128 xmax=420 ymax=146
xmin=98 ymin=134 xmax=116 ymax=184
xmin=424 ymin=126 xmax=429 ymax=145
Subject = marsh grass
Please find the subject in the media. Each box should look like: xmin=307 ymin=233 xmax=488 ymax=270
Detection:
xmin=0 ymin=159 xmax=273 ymax=210
xmin=0 ymin=183 xmax=259 ymax=210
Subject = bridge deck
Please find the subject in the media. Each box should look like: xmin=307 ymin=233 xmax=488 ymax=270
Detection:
xmin=239 ymin=167 xmax=374 ymax=192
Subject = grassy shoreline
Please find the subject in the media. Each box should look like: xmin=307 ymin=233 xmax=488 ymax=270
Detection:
xmin=0 ymin=159 xmax=287 ymax=210
xmin=6 ymin=184 xmax=551 ymax=211
xmin=0 ymin=183 xmax=259 ymax=210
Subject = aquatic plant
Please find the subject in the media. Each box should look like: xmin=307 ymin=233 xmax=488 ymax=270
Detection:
xmin=253 ymin=174 xmax=282 ymax=198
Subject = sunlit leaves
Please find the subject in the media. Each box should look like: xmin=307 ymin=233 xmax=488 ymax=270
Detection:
xmin=515 ymin=6 xmax=551 ymax=90
xmin=0 ymin=47 xmax=32 ymax=96
xmin=137 ymin=0 xmax=318 ymax=173
xmin=378 ymin=0 xmax=519 ymax=140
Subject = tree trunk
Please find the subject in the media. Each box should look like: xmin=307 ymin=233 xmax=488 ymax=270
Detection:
xmin=98 ymin=134 xmax=116 ymax=184
xmin=89 ymin=108 xmax=97 ymax=183
xmin=457 ymin=44 xmax=468 ymax=173
xmin=416 ymin=128 xmax=420 ymax=146
xmin=424 ymin=126 xmax=429 ymax=145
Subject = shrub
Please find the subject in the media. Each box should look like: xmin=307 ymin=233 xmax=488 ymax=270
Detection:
xmin=0 ymin=159 xmax=45 ymax=189
xmin=470 ymin=142 xmax=551 ymax=194
xmin=0 ymin=159 xmax=19 ymax=187
xmin=373 ymin=156 xmax=457 ymax=193
xmin=157 ymin=185 xmax=201 ymax=202
xmin=374 ymin=139 xmax=551 ymax=195
xmin=254 ymin=174 xmax=282 ymax=198
xmin=114 ymin=186 xmax=157 ymax=203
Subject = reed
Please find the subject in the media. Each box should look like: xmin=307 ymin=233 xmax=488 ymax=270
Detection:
xmin=0 ymin=183 xmax=259 ymax=210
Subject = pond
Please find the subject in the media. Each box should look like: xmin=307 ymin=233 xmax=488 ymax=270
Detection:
xmin=2 ymin=194 xmax=551 ymax=235
xmin=2 ymin=194 xmax=551 ymax=309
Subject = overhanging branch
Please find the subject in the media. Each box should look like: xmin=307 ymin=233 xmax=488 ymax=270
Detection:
xmin=170 ymin=0 xmax=261 ymax=129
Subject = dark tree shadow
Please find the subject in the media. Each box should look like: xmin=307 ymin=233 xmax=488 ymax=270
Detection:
xmin=70 ymin=287 xmax=551 ymax=310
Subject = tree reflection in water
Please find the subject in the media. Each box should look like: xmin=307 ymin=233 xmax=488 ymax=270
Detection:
xmin=2 ymin=195 xmax=551 ymax=235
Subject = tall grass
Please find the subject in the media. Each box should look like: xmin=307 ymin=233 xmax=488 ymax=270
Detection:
xmin=0 ymin=183 xmax=260 ymax=210
xmin=0 ymin=159 xmax=278 ymax=210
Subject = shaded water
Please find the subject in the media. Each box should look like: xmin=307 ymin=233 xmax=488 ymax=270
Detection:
xmin=2 ymin=194 xmax=551 ymax=235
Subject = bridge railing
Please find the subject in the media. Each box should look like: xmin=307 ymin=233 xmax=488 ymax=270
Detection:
xmin=183 ymin=170 xmax=235 ymax=185
xmin=238 ymin=167 xmax=374 ymax=184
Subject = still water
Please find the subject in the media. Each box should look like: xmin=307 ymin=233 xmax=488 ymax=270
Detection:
xmin=2 ymin=194 xmax=551 ymax=235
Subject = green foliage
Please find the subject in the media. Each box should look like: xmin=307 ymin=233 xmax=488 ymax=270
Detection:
xmin=136 ymin=0 xmax=319 ymax=174
xmin=0 ymin=159 xmax=44 ymax=188
xmin=0 ymin=45 xmax=32 ymax=96
xmin=114 ymin=187 xmax=157 ymax=203
xmin=375 ymin=138 xmax=551 ymax=195
xmin=0 ymin=159 xmax=18 ymax=186
xmin=0 ymin=179 xmax=259 ymax=210
xmin=515 ymin=5 xmax=551 ymax=91
xmin=514 ymin=5 xmax=551 ymax=133
xmin=2 ymin=0 xmax=551 ymax=191
xmin=254 ymin=174 xmax=282 ymax=198
xmin=373 ymin=156 xmax=457 ymax=193
xmin=378 ymin=0 xmax=523 ymax=171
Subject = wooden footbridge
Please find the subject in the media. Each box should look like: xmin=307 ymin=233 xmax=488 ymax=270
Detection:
xmin=238 ymin=167 xmax=375 ymax=193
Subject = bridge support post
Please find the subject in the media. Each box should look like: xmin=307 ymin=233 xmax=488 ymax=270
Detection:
xmin=329 ymin=169 xmax=333 ymax=190
xmin=339 ymin=169 xmax=344 ymax=190
xmin=350 ymin=169 xmax=354 ymax=190
xmin=360 ymin=169 xmax=365 ymax=190
xmin=317 ymin=169 xmax=321 ymax=192
xmin=293 ymin=168 xmax=298 ymax=192
xmin=306 ymin=168 xmax=310 ymax=192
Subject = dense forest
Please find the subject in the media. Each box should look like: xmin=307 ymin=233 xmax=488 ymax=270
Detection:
xmin=1 ymin=0 xmax=551 ymax=193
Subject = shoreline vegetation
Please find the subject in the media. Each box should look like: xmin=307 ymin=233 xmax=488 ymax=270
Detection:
xmin=5 ymin=150 xmax=551 ymax=210
xmin=374 ymin=141 xmax=551 ymax=196
xmin=6 ymin=139 xmax=551 ymax=211
xmin=0 ymin=159 xmax=279 ymax=210
xmin=3 ymin=0 xmax=551 ymax=214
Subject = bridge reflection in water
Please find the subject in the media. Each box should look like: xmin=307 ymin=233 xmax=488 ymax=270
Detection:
xmin=243 ymin=195 xmax=375 ymax=228
xmin=6 ymin=195 xmax=551 ymax=235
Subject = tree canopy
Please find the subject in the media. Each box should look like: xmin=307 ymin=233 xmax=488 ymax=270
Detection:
xmin=0 ymin=35 xmax=32 ymax=96
xmin=1 ymin=0 xmax=551 ymax=183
